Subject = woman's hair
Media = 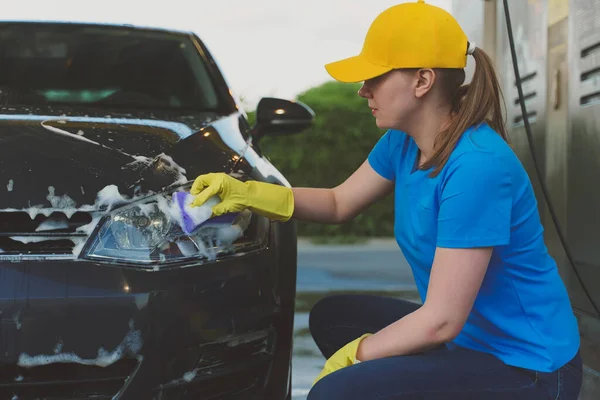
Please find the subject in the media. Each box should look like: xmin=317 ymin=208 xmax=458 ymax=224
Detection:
xmin=420 ymin=46 xmax=508 ymax=177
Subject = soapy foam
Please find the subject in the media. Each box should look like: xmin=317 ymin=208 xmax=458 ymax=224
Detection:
xmin=2 ymin=171 xmax=247 ymax=263
xmin=18 ymin=321 xmax=142 ymax=368
xmin=137 ymin=203 xmax=156 ymax=217
xmin=10 ymin=236 xmax=66 ymax=244
xmin=175 ymin=240 xmax=198 ymax=257
xmin=96 ymin=185 xmax=127 ymax=210
xmin=124 ymin=154 xmax=188 ymax=187
xmin=71 ymin=237 xmax=87 ymax=257
xmin=13 ymin=310 xmax=21 ymax=330
xmin=157 ymin=154 xmax=187 ymax=185
xmin=76 ymin=216 xmax=102 ymax=236
xmin=54 ymin=341 xmax=64 ymax=354
xmin=35 ymin=215 xmax=69 ymax=232
xmin=175 ymin=192 xmax=219 ymax=230
xmin=46 ymin=186 xmax=77 ymax=210
xmin=183 ymin=369 xmax=198 ymax=382
xmin=0 ymin=205 xmax=96 ymax=220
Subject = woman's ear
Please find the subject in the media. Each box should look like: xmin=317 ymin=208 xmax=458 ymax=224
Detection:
xmin=415 ymin=69 xmax=436 ymax=98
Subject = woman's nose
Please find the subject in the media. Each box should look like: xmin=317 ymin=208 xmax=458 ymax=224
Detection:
xmin=358 ymin=83 xmax=372 ymax=99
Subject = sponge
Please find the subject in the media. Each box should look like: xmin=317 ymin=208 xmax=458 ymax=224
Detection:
xmin=172 ymin=191 xmax=238 ymax=234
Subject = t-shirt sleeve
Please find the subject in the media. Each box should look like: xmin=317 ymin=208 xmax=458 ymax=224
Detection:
xmin=437 ymin=152 xmax=512 ymax=248
xmin=367 ymin=130 xmax=395 ymax=181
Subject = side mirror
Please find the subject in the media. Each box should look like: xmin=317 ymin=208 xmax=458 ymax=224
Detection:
xmin=251 ymin=97 xmax=315 ymax=141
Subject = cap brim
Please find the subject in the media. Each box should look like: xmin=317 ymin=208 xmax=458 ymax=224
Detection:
xmin=325 ymin=55 xmax=393 ymax=83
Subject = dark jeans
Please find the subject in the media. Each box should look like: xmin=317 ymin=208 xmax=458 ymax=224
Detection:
xmin=307 ymin=294 xmax=582 ymax=400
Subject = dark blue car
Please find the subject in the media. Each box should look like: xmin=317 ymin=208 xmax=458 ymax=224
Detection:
xmin=0 ymin=21 xmax=314 ymax=399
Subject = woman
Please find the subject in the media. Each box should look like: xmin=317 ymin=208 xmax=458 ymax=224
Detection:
xmin=189 ymin=1 xmax=582 ymax=398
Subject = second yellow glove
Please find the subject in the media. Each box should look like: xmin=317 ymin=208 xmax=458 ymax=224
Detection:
xmin=189 ymin=172 xmax=294 ymax=222
xmin=313 ymin=333 xmax=372 ymax=386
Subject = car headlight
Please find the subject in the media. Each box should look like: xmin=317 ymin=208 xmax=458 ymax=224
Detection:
xmin=80 ymin=186 xmax=269 ymax=267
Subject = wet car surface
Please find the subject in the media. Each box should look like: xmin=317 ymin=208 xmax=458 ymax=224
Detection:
xmin=0 ymin=21 xmax=313 ymax=399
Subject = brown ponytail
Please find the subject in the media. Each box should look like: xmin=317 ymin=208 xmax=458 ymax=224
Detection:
xmin=421 ymin=46 xmax=508 ymax=177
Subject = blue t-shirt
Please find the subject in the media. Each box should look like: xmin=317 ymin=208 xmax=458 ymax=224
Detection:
xmin=368 ymin=122 xmax=580 ymax=372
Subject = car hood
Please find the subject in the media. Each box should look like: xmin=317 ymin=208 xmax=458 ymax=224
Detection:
xmin=0 ymin=106 xmax=249 ymax=211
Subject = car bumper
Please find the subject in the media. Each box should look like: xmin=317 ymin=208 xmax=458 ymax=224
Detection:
xmin=0 ymin=234 xmax=296 ymax=400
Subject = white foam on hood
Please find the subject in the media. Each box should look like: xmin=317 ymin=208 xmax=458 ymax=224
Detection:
xmin=96 ymin=185 xmax=127 ymax=211
xmin=7 ymin=179 xmax=13 ymax=192
xmin=124 ymin=153 xmax=188 ymax=186
xmin=183 ymin=369 xmax=198 ymax=382
xmin=18 ymin=320 xmax=142 ymax=368
xmin=46 ymin=186 xmax=78 ymax=215
xmin=130 ymin=155 xmax=152 ymax=167
xmin=159 ymin=154 xmax=188 ymax=185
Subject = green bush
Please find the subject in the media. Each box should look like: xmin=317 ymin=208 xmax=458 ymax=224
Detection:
xmin=249 ymin=81 xmax=395 ymax=239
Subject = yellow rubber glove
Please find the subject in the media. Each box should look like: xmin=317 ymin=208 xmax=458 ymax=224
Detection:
xmin=189 ymin=172 xmax=294 ymax=222
xmin=313 ymin=333 xmax=372 ymax=386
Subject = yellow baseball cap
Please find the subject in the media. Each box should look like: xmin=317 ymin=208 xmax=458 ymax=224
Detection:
xmin=325 ymin=0 xmax=469 ymax=83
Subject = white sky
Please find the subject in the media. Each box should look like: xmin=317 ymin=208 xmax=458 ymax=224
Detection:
xmin=3 ymin=0 xmax=453 ymax=109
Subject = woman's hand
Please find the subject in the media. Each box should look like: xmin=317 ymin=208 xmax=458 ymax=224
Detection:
xmin=313 ymin=333 xmax=372 ymax=386
xmin=190 ymin=173 xmax=294 ymax=221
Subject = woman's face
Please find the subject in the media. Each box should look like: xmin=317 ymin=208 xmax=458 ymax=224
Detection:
xmin=358 ymin=69 xmax=423 ymax=131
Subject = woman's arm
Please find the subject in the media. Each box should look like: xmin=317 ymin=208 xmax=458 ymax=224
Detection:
xmin=291 ymin=160 xmax=394 ymax=224
xmin=356 ymin=246 xmax=492 ymax=361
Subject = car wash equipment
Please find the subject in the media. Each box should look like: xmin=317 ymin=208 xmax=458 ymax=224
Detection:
xmin=503 ymin=0 xmax=600 ymax=316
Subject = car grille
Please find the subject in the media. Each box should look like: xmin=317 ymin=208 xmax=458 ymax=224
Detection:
xmin=0 ymin=211 xmax=94 ymax=258
xmin=159 ymin=329 xmax=276 ymax=399
xmin=0 ymin=358 xmax=138 ymax=399
xmin=159 ymin=363 xmax=270 ymax=400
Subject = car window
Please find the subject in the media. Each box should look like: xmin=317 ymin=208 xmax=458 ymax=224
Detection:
xmin=0 ymin=23 xmax=220 ymax=111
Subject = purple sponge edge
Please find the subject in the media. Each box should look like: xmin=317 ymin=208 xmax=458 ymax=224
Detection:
xmin=173 ymin=191 xmax=238 ymax=234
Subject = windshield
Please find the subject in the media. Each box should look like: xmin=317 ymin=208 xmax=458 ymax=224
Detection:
xmin=0 ymin=23 xmax=220 ymax=111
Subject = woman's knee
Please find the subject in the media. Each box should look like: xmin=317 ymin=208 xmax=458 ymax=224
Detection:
xmin=308 ymin=294 xmax=352 ymax=337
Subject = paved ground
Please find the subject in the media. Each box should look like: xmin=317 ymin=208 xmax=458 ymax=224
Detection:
xmin=291 ymin=238 xmax=420 ymax=399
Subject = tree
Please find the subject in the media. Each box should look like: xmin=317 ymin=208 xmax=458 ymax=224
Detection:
xmin=253 ymin=81 xmax=395 ymax=240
